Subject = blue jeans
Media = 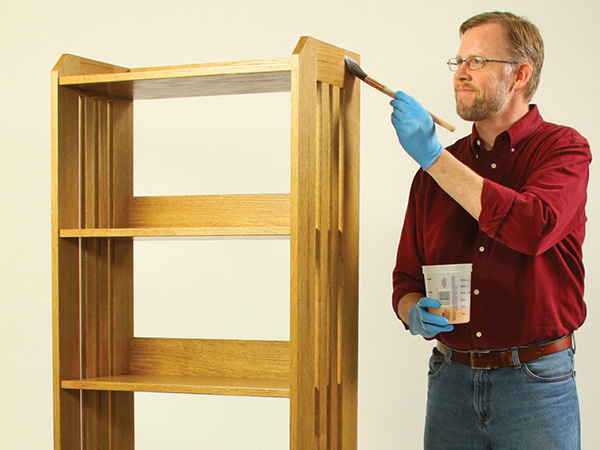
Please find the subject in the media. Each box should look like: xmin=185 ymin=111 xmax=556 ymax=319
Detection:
xmin=424 ymin=346 xmax=580 ymax=449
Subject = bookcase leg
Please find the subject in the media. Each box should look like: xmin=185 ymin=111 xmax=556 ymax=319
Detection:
xmin=53 ymin=78 xmax=83 ymax=450
xmin=291 ymin=37 xmax=360 ymax=450
xmin=291 ymin=38 xmax=318 ymax=450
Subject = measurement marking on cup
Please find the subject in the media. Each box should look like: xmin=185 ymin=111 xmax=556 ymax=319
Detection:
xmin=438 ymin=289 xmax=451 ymax=307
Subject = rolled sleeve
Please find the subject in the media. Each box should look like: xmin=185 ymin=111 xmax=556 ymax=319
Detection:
xmin=479 ymin=179 xmax=516 ymax=238
xmin=478 ymin=133 xmax=590 ymax=256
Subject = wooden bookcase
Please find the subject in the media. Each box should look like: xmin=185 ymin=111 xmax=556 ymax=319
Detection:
xmin=51 ymin=36 xmax=360 ymax=449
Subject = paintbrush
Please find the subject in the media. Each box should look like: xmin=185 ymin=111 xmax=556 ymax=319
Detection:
xmin=344 ymin=56 xmax=455 ymax=132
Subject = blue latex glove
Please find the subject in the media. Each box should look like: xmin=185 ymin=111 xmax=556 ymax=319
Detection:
xmin=390 ymin=91 xmax=444 ymax=170
xmin=408 ymin=297 xmax=454 ymax=338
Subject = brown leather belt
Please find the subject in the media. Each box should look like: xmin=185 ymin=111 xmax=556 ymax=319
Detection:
xmin=436 ymin=334 xmax=573 ymax=370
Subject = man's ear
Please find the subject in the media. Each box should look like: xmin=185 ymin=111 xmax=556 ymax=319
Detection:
xmin=512 ymin=61 xmax=534 ymax=93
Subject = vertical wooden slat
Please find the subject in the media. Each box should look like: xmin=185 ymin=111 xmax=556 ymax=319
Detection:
xmin=335 ymin=87 xmax=347 ymax=450
xmin=81 ymin=95 xmax=107 ymax=449
xmin=339 ymin=55 xmax=360 ymax=450
xmin=79 ymin=94 xmax=134 ymax=450
xmin=291 ymin=37 xmax=318 ymax=450
xmin=108 ymin=98 xmax=134 ymax=450
xmin=79 ymin=101 xmax=96 ymax=449
xmin=108 ymin=240 xmax=134 ymax=449
xmin=329 ymin=85 xmax=341 ymax=449
xmin=316 ymin=81 xmax=332 ymax=449
xmin=314 ymin=80 xmax=323 ymax=447
xmin=338 ymin=96 xmax=345 ymax=234
xmin=111 ymin=99 xmax=133 ymax=230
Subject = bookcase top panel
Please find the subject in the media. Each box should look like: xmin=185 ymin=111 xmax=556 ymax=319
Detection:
xmin=59 ymin=57 xmax=292 ymax=99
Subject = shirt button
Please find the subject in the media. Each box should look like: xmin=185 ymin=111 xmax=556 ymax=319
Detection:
xmin=476 ymin=139 xmax=481 ymax=146
xmin=479 ymin=246 xmax=485 ymax=252
xmin=474 ymin=289 xmax=480 ymax=295
xmin=491 ymin=163 xmax=497 ymax=169
xmin=511 ymin=148 xmax=516 ymax=153
xmin=476 ymin=332 xmax=483 ymax=338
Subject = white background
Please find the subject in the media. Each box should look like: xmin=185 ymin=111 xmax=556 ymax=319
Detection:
xmin=1 ymin=0 xmax=598 ymax=448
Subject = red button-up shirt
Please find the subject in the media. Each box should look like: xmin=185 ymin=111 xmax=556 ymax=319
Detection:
xmin=392 ymin=106 xmax=591 ymax=350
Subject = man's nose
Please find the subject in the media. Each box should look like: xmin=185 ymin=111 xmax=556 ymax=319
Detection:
xmin=454 ymin=62 xmax=471 ymax=81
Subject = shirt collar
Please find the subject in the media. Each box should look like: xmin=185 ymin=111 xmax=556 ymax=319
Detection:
xmin=469 ymin=105 xmax=544 ymax=153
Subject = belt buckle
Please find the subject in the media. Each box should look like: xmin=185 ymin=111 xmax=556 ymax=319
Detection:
xmin=470 ymin=350 xmax=491 ymax=369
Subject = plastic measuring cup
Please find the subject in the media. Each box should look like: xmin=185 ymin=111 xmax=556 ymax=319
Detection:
xmin=422 ymin=263 xmax=473 ymax=324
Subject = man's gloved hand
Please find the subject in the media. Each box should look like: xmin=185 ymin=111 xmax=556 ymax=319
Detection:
xmin=390 ymin=91 xmax=444 ymax=170
xmin=408 ymin=297 xmax=454 ymax=338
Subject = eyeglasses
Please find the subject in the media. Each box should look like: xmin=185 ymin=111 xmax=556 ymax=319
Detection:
xmin=447 ymin=56 xmax=521 ymax=72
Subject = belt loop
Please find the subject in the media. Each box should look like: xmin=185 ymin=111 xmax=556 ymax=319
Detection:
xmin=511 ymin=347 xmax=521 ymax=368
xmin=444 ymin=346 xmax=453 ymax=365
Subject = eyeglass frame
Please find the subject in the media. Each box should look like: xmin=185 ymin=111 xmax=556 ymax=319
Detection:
xmin=447 ymin=56 xmax=522 ymax=72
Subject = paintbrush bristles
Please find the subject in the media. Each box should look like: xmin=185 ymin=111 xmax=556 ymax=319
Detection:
xmin=345 ymin=56 xmax=395 ymax=98
xmin=344 ymin=56 xmax=367 ymax=80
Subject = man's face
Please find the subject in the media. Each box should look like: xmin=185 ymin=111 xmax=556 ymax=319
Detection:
xmin=454 ymin=23 xmax=516 ymax=121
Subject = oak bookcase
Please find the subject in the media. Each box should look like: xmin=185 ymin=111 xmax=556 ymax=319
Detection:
xmin=52 ymin=36 xmax=360 ymax=449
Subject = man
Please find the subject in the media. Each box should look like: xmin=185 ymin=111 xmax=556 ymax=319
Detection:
xmin=390 ymin=11 xmax=590 ymax=449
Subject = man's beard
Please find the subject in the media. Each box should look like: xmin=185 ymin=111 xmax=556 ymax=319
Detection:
xmin=455 ymin=78 xmax=513 ymax=121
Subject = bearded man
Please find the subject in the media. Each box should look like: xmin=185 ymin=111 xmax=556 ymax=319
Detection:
xmin=390 ymin=11 xmax=590 ymax=449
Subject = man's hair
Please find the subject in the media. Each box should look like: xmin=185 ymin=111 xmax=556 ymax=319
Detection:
xmin=460 ymin=11 xmax=544 ymax=103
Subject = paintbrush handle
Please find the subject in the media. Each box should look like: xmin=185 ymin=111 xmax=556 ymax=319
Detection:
xmin=346 ymin=56 xmax=456 ymax=132
xmin=427 ymin=111 xmax=456 ymax=133
xmin=381 ymin=85 xmax=397 ymax=98
xmin=364 ymin=76 xmax=396 ymax=98
xmin=366 ymin=76 xmax=455 ymax=132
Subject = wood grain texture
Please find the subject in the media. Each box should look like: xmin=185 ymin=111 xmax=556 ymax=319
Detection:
xmin=52 ymin=54 xmax=135 ymax=450
xmin=290 ymin=37 xmax=360 ymax=450
xmin=293 ymin=37 xmax=350 ymax=88
xmin=290 ymin=36 xmax=319 ymax=450
xmin=60 ymin=194 xmax=291 ymax=237
xmin=52 ymin=59 xmax=82 ymax=450
xmin=339 ymin=50 xmax=361 ymax=450
xmin=129 ymin=338 xmax=290 ymax=379
xmin=129 ymin=194 xmax=290 ymax=228
xmin=59 ymin=58 xmax=292 ymax=100
xmin=289 ymin=37 xmax=360 ymax=450
xmin=61 ymin=338 xmax=291 ymax=398
xmin=78 ymin=92 xmax=134 ymax=450
xmin=60 ymin=226 xmax=290 ymax=238
xmin=62 ymin=374 xmax=290 ymax=398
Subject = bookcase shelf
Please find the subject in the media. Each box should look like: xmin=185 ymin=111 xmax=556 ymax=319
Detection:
xmin=59 ymin=193 xmax=292 ymax=237
xmin=62 ymin=337 xmax=291 ymax=398
xmin=59 ymin=226 xmax=290 ymax=238
xmin=59 ymin=57 xmax=293 ymax=100
xmin=52 ymin=36 xmax=360 ymax=449
xmin=61 ymin=374 xmax=290 ymax=398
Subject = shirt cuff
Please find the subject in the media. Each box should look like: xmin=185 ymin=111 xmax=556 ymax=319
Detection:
xmin=392 ymin=282 xmax=425 ymax=328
